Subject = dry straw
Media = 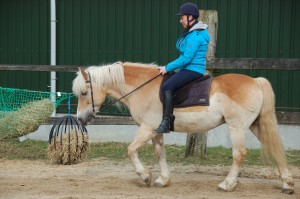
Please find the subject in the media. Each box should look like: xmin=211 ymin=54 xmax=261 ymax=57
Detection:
xmin=0 ymin=99 xmax=54 ymax=140
xmin=48 ymin=129 xmax=89 ymax=165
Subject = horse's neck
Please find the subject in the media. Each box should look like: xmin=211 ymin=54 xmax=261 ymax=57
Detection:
xmin=110 ymin=65 xmax=162 ymax=112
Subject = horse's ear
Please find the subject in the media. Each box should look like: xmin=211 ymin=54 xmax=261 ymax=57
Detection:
xmin=78 ymin=67 xmax=89 ymax=80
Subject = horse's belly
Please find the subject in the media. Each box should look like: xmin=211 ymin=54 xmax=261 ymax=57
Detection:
xmin=173 ymin=110 xmax=223 ymax=133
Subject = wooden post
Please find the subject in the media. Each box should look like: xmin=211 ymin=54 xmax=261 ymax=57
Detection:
xmin=185 ymin=10 xmax=218 ymax=158
xmin=201 ymin=10 xmax=218 ymax=60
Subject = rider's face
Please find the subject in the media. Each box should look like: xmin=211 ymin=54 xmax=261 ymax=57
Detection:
xmin=179 ymin=15 xmax=193 ymax=29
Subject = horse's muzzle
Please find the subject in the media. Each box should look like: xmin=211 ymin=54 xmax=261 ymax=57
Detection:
xmin=77 ymin=117 xmax=87 ymax=126
xmin=78 ymin=114 xmax=94 ymax=126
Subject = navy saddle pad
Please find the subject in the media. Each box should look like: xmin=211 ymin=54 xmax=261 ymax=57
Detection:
xmin=159 ymin=73 xmax=213 ymax=108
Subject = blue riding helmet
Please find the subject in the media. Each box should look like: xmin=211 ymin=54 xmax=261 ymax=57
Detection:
xmin=176 ymin=2 xmax=199 ymax=18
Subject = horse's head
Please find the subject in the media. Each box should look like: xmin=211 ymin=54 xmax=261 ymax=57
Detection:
xmin=72 ymin=63 xmax=126 ymax=126
xmin=72 ymin=67 xmax=107 ymax=126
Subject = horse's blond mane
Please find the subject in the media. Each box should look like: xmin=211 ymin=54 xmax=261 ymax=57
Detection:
xmin=123 ymin=62 xmax=158 ymax=69
xmin=72 ymin=62 xmax=125 ymax=95
xmin=72 ymin=62 xmax=159 ymax=96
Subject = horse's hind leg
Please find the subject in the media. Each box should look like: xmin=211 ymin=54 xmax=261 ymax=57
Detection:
xmin=250 ymin=121 xmax=294 ymax=194
xmin=151 ymin=135 xmax=170 ymax=187
xmin=218 ymin=126 xmax=247 ymax=192
xmin=128 ymin=124 xmax=155 ymax=186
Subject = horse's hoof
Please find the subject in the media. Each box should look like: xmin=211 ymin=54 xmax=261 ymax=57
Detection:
xmin=137 ymin=168 xmax=152 ymax=186
xmin=217 ymin=184 xmax=228 ymax=192
xmin=154 ymin=176 xmax=170 ymax=187
xmin=154 ymin=181 xmax=164 ymax=188
xmin=282 ymin=188 xmax=294 ymax=194
xmin=143 ymin=173 xmax=152 ymax=186
xmin=282 ymin=178 xmax=294 ymax=194
xmin=217 ymin=181 xmax=236 ymax=192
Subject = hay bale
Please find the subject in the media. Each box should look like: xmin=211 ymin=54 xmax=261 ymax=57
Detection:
xmin=48 ymin=129 xmax=89 ymax=165
xmin=0 ymin=99 xmax=54 ymax=140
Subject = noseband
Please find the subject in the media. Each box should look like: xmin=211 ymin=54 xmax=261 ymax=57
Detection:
xmin=85 ymin=72 xmax=161 ymax=115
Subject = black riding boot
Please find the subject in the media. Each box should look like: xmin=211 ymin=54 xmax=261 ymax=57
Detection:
xmin=155 ymin=90 xmax=173 ymax=134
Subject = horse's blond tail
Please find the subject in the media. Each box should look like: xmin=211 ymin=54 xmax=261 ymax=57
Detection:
xmin=256 ymin=77 xmax=287 ymax=168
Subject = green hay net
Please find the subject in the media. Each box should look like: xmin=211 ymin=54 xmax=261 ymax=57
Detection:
xmin=0 ymin=87 xmax=73 ymax=140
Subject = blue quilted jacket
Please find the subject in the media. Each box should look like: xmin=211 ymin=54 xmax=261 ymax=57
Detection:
xmin=165 ymin=21 xmax=210 ymax=75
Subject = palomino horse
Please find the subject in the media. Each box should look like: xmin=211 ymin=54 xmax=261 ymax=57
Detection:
xmin=72 ymin=62 xmax=294 ymax=194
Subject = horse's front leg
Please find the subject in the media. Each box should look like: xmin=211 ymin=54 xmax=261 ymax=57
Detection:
xmin=128 ymin=124 xmax=155 ymax=186
xmin=152 ymin=134 xmax=170 ymax=187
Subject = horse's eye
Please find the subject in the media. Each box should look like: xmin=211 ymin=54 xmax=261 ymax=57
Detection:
xmin=81 ymin=91 xmax=88 ymax=96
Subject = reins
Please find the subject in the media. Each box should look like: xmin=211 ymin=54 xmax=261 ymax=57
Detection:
xmin=86 ymin=72 xmax=162 ymax=115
